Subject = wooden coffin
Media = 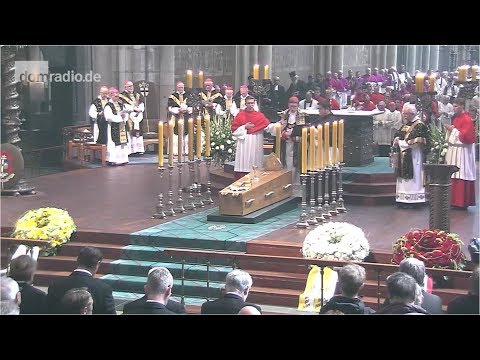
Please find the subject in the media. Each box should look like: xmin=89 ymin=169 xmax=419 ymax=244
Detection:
xmin=219 ymin=169 xmax=293 ymax=216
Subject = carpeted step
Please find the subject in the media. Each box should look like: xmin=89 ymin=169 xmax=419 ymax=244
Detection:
xmin=102 ymin=274 xmax=225 ymax=298
xmin=343 ymin=192 xmax=396 ymax=206
xmin=248 ymin=286 xmax=302 ymax=307
xmin=248 ymin=270 xmax=308 ymax=291
xmin=58 ymin=242 xmax=124 ymax=259
xmin=343 ymin=181 xmax=396 ymax=194
xmin=121 ymin=245 xmax=241 ymax=266
xmin=109 ymin=259 xmax=231 ymax=282
xmin=246 ymin=240 xmax=303 ymax=257
xmin=128 ymin=234 xmax=247 ymax=252
xmin=37 ymin=255 xmax=112 ymax=274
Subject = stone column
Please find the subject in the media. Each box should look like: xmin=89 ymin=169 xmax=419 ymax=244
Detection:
xmin=386 ymin=45 xmax=397 ymax=69
xmin=238 ymin=45 xmax=250 ymax=87
xmin=117 ymin=45 xmax=132 ymax=89
xmin=324 ymin=45 xmax=332 ymax=73
xmin=379 ymin=46 xmax=387 ymax=69
xmin=406 ymin=45 xmax=416 ymax=74
xmin=92 ymin=46 xmax=113 ymax=87
xmin=422 ymin=45 xmax=430 ymax=71
xmin=74 ymin=46 xmax=92 ymax=124
xmin=315 ymin=46 xmax=325 ymax=75
xmin=331 ymin=45 xmax=344 ymax=73
xmin=144 ymin=45 xmax=163 ymax=119
xmin=415 ymin=45 xmax=423 ymax=72
xmin=249 ymin=45 xmax=258 ymax=71
xmin=429 ymin=45 xmax=439 ymax=71
xmin=151 ymin=46 xmax=175 ymax=121
xmin=258 ymin=45 xmax=272 ymax=76
xmin=131 ymin=45 xmax=146 ymax=83
xmin=371 ymin=45 xmax=379 ymax=68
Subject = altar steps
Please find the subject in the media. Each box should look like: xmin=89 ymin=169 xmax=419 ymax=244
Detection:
xmin=343 ymin=172 xmax=396 ymax=206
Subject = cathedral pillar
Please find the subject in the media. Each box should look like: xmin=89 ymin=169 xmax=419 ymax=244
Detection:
xmin=430 ymin=45 xmax=439 ymax=71
xmin=315 ymin=46 xmax=325 ymax=74
xmin=258 ymin=45 xmax=272 ymax=77
xmin=331 ymin=45 xmax=344 ymax=73
xmin=386 ymin=45 xmax=397 ymax=69
xmin=422 ymin=45 xmax=430 ymax=71
xmin=379 ymin=46 xmax=387 ymax=69
xmin=156 ymin=45 xmax=175 ymax=119
xmin=324 ymin=45 xmax=332 ymax=73
xmin=406 ymin=45 xmax=416 ymax=74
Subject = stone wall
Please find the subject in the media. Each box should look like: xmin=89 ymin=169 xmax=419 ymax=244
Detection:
xmin=174 ymin=46 xmax=236 ymax=89
xmin=272 ymin=46 xmax=314 ymax=83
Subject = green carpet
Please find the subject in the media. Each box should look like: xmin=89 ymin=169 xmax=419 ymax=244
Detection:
xmin=343 ymin=156 xmax=393 ymax=174
xmin=103 ymin=206 xmax=301 ymax=303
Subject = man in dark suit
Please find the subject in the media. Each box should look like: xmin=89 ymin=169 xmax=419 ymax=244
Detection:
xmin=201 ymin=269 xmax=262 ymax=314
xmin=122 ymin=267 xmax=176 ymax=314
xmin=122 ymin=267 xmax=186 ymax=314
xmin=47 ymin=246 xmax=116 ymax=314
xmin=270 ymin=76 xmax=286 ymax=113
xmin=9 ymin=255 xmax=48 ymax=314
xmin=286 ymin=71 xmax=307 ymax=101
xmin=384 ymin=257 xmax=443 ymax=314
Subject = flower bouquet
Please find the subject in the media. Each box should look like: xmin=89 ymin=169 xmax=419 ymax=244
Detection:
xmin=11 ymin=207 xmax=76 ymax=256
xmin=301 ymin=222 xmax=370 ymax=262
xmin=426 ymin=123 xmax=449 ymax=164
xmin=392 ymin=229 xmax=465 ymax=270
xmin=206 ymin=114 xmax=236 ymax=166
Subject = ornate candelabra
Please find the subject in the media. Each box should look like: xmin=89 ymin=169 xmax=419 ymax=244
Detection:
xmin=249 ymin=79 xmax=271 ymax=111
xmin=329 ymin=165 xmax=338 ymax=216
xmin=296 ymin=173 xmax=309 ymax=229
xmin=164 ymin=165 xmax=175 ymax=216
xmin=322 ymin=167 xmax=331 ymax=219
xmin=174 ymin=161 xmax=185 ymax=213
xmin=184 ymin=160 xmax=196 ymax=210
xmin=194 ymin=158 xmax=204 ymax=207
xmin=315 ymin=170 xmax=325 ymax=223
xmin=139 ymin=81 xmax=155 ymax=137
xmin=152 ymin=167 xmax=166 ymax=218
xmin=307 ymin=171 xmax=318 ymax=225
xmin=336 ymin=163 xmax=347 ymax=213
xmin=1 ymin=45 xmax=35 ymax=196
xmin=204 ymin=156 xmax=213 ymax=204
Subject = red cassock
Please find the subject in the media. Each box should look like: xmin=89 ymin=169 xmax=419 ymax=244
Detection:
xmin=231 ymin=110 xmax=270 ymax=134
xmin=449 ymin=112 xmax=476 ymax=208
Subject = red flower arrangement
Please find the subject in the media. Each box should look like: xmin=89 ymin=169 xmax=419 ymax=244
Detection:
xmin=392 ymin=229 xmax=466 ymax=270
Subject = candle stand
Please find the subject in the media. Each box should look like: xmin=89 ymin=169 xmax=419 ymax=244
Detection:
xmin=152 ymin=167 xmax=166 ymax=219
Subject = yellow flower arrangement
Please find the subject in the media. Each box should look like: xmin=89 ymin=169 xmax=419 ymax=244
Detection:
xmin=12 ymin=207 xmax=76 ymax=256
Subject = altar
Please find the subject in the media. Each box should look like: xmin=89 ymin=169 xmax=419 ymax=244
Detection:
xmin=302 ymin=109 xmax=383 ymax=167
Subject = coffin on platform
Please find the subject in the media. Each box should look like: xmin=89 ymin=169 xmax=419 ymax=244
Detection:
xmin=219 ymin=169 xmax=293 ymax=216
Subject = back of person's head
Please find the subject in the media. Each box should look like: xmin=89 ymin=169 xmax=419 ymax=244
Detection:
xmin=1 ymin=300 xmax=20 ymax=315
xmin=0 ymin=277 xmax=21 ymax=314
xmin=1 ymin=277 xmax=20 ymax=301
xmin=386 ymin=272 xmax=417 ymax=305
xmin=146 ymin=267 xmax=173 ymax=298
xmin=77 ymin=246 xmax=103 ymax=270
xmin=471 ymin=267 xmax=479 ymax=295
xmin=338 ymin=263 xmax=366 ymax=297
xmin=468 ymin=238 xmax=479 ymax=266
xmin=61 ymin=287 xmax=94 ymax=314
xmin=225 ymin=269 xmax=253 ymax=298
xmin=9 ymin=255 xmax=37 ymax=283
xmin=399 ymin=257 xmax=425 ymax=286
xmin=238 ymin=305 xmax=261 ymax=315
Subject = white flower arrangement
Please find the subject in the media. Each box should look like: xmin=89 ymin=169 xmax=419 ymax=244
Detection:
xmin=301 ymin=222 xmax=370 ymax=262
xmin=207 ymin=114 xmax=236 ymax=165
xmin=12 ymin=207 xmax=76 ymax=256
